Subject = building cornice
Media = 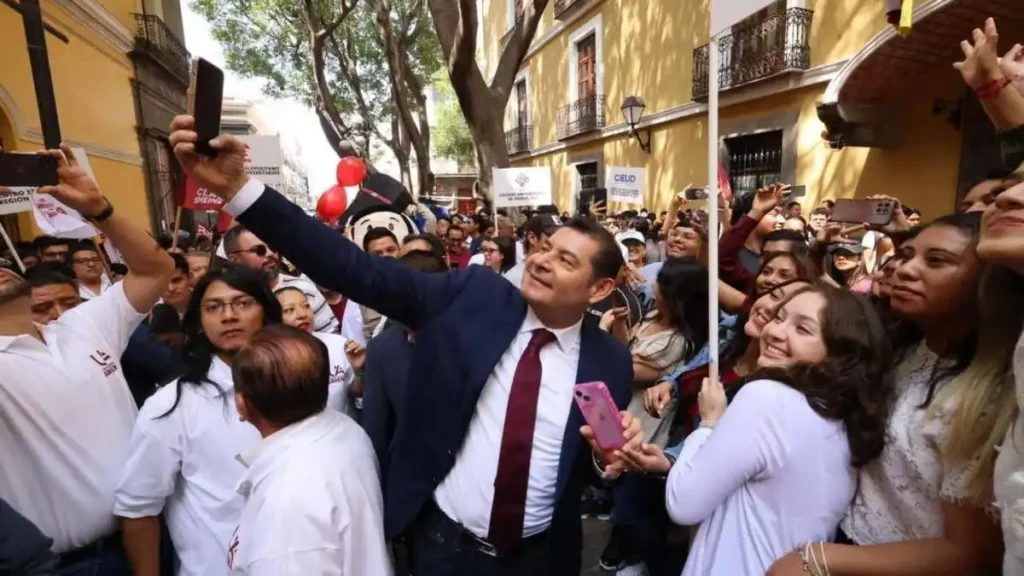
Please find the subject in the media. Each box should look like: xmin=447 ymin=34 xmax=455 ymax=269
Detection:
xmin=520 ymin=0 xmax=605 ymax=64
xmin=516 ymin=59 xmax=847 ymax=161
xmin=49 ymin=0 xmax=135 ymax=54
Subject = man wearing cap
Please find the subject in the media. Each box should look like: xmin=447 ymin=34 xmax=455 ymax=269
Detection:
xmin=504 ymin=214 xmax=563 ymax=288
xmin=616 ymin=230 xmax=648 ymax=269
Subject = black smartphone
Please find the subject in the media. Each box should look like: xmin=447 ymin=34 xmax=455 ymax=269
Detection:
xmin=0 ymin=152 xmax=58 ymax=187
xmin=188 ymin=58 xmax=225 ymax=157
xmin=786 ymin=185 xmax=807 ymax=199
xmin=684 ymin=187 xmax=709 ymax=201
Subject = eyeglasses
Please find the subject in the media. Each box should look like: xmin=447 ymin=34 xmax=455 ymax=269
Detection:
xmin=201 ymin=296 xmax=258 ymax=315
xmin=230 ymin=245 xmax=269 ymax=258
xmin=481 ymin=247 xmax=497 ymax=255
xmin=73 ymin=257 xmax=102 ymax=266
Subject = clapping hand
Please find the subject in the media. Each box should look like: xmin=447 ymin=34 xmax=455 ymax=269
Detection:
xmin=169 ymin=115 xmax=249 ymax=202
xmin=344 ymin=340 xmax=366 ymax=372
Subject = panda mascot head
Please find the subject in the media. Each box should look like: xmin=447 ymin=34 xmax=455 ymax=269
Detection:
xmin=335 ymin=171 xmax=418 ymax=248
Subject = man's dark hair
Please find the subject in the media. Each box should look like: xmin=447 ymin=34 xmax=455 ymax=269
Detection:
xmin=400 ymin=250 xmax=449 ymax=273
xmin=362 ymin=227 xmax=399 ymax=252
xmin=762 ymin=230 xmax=809 ymax=255
xmin=65 ymin=241 xmax=100 ymax=267
xmin=810 ymin=207 xmax=830 ymax=217
xmin=447 ymin=225 xmax=465 ymax=238
xmin=150 ymin=303 xmax=182 ymax=335
xmin=33 ymin=236 xmax=68 ymax=253
xmin=16 ymin=242 xmax=37 ymax=258
xmin=786 ymin=201 xmax=801 ymax=209
xmin=170 ymin=253 xmax=189 ymax=276
xmin=24 ymin=262 xmax=77 ymax=290
xmin=232 ymin=324 xmax=329 ymax=426
xmin=563 ymin=216 xmax=625 ymax=280
xmin=901 ymin=205 xmax=921 ymax=217
xmin=222 ymin=226 xmax=251 ymax=254
xmin=403 ymin=233 xmax=446 ymax=260
xmin=110 ymin=263 xmax=129 ymax=276
xmin=984 ymin=166 xmax=1013 ymax=182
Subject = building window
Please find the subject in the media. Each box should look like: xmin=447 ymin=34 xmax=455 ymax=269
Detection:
xmin=574 ymin=161 xmax=601 ymax=214
xmin=576 ymin=34 xmax=596 ymax=97
xmin=515 ymin=79 xmax=529 ymax=127
xmin=725 ymin=130 xmax=783 ymax=198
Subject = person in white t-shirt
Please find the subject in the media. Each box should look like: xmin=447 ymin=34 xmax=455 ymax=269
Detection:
xmin=274 ymin=286 xmax=365 ymax=415
xmin=228 ymin=325 xmax=391 ymax=576
xmin=67 ymin=241 xmax=112 ymax=300
xmin=0 ymin=144 xmax=175 ymax=571
xmin=115 ymin=264 xmax=283 ymax=576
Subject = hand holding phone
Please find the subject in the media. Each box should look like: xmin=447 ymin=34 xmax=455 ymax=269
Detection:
xmin=574 ymin=382 xmax=625 ymax=451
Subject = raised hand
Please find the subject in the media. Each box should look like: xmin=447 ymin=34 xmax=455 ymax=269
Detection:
xmin=37 ymin=144 xmax=107 ymax=217
xmin=954 ymin=18 xmax=1004 ymax=89
xmin=344 ymin=340 xmax=366 ymax=372
xmin=750 ymin=183 xmax=787 ymax=220
xmin=1000 ymin=43 xmax=1024 ymax=94
xmin=697 ymin=377 xmax=727 ymax=426
xmin=168 ymin=115 xmax=249 ymax=202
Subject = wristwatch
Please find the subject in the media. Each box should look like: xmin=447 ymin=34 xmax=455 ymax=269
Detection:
xmin=85 ymin=197 xmax=114 ymax=224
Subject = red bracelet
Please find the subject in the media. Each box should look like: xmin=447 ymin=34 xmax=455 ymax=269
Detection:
xmin=976 ymin=75 xmax=1019 ymax=99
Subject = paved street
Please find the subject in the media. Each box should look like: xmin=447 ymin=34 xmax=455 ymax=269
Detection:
xmin=581 ymin=518 xmax=613 ymax=575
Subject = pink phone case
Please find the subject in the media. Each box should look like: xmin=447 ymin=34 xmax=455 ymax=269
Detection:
xmin=573 ymin=382 xmax=625 ymax=451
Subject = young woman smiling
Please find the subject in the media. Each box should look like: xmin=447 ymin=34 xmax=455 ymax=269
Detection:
xmin=621 ymin=284 xmax=891 ymax=575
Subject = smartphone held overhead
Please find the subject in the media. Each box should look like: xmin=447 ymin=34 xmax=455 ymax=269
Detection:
xmin=188 ymin=58 xmax=225 ymax=158
xmin=830 ymin=199 xmax=895 ymax=226
xmin=0 ymin=153 xmax=58 ymax=187
xmin=573 ymin=382 xmax=624 ymax=451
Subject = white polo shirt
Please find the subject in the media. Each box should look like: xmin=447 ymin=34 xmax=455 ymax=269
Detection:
xmin=114 ymin=356 xmax=259 ymax=576
xmin=313 ymin=332 xmax=356 ymax=415
xmin=228 ymin=410 xmax=391 ymax=575
xmin=0 ymin=282 xmax=144 ymax=553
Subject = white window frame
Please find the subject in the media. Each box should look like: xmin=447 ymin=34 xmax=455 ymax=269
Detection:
xmin=567 ymin=13 xmax=603 ymax=102
xmin=512 ymin=68 xmax=530 ymax=127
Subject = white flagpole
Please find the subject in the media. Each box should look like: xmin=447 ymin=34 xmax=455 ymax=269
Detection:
xmin=706 ymin=35 xmax=720 ymax=386
xmin=0 ymin=222 xmax=26 ymax=273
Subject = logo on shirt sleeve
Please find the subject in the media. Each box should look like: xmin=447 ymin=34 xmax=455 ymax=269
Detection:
xmin=227 ymin=527 xmax=239 ymax=569
xmin=330 ymin=364 xmax=348 ymax=384
xmin=89 ymin=350 xmax=119 ymax=377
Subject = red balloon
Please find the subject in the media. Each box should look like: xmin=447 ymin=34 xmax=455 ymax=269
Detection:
xmin=316 ymin=185 xmax=348 ymax=226
xmin=336 ymin=156 xmax=367 ymax=187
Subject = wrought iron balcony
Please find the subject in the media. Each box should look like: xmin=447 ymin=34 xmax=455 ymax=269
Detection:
xmin=556 ymin=94 xmax=605 ymax=140
xmin=692 ymin=7 xmax=812 ymax=99
xmin=505 ymin=124 xmax=532 ymax=155
xmin=132 ymin=13 xmax=191 ymax=81
xmin=554 ymin=0 xmax=586 ymax=20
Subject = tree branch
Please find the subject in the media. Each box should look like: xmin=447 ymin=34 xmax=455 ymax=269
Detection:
xmin=490 ymin=0 xmax=549 ymax=102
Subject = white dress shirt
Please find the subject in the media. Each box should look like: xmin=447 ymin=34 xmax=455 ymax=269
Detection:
xmin=229 ymin=411 xmax=391 ymax=576
xmin=0 ymin=283 xmax=143 ymax=553
xmin=313 ymin=332 xmax=357 ymax=415
xmin=503 ymin=261 xmax=526 ymax=288
xmin=78 ymin=274 xmax=112 ymax=300
xmin=114 ymin=357 xmax=259 ymax=576
xmin=339 ymin=300 xmax=366 ymax=347
xmin=668 ymin=380 xmax=855 ymax=576
xmin=433 ymin=307 xmax=581 ymax=538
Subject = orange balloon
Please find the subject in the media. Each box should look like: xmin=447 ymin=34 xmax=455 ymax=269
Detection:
xmin=316 ymin=185 xmax=348 ymax=226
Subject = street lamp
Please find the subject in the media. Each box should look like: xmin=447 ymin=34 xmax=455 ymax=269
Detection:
xmin=621 ymin=96 xmax=651 ymax=153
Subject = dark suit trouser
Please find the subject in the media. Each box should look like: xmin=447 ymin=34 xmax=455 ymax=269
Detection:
xmin=407 ymin=503 xmax=548 ymax=576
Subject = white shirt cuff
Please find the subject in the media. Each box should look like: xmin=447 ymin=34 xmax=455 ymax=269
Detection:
xmin=223 ymin=178 xmax=265 ymax=217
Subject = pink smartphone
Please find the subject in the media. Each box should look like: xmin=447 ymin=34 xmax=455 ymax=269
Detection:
xmin=573 ymin=382 xmax=625 ymax=451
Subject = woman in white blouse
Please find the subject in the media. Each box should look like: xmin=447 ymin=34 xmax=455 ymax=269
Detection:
xmin=772 ymin=212 xmax=1007 ymax=575
xmin=620 ymin=284 xmax=892 ymax=575
xmin=114 ymin=264 xmax=283 ymax=576
xmin=274 ymin=287 xmax=365 ymax=415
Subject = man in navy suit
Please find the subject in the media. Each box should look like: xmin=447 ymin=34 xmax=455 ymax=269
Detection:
xmin=170 ymin=115 xmax=638 ymax=576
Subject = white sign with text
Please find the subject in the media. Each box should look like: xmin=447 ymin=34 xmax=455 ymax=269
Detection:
xmin=606 ymin=166 xmax=646 ymax=205
xmin=493 ymin=167 xmax=552 ymax=208
xmin=0 ymin=188 xmax=34 ymax=215
xmin=238 ymin=134 xmax=284 ymax=190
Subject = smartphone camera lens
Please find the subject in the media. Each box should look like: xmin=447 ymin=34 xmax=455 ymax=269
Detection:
xmin=574 ymin=390 xmax=582 ymax=398
xmin=582 ymin=394 xmax=591 ymax=402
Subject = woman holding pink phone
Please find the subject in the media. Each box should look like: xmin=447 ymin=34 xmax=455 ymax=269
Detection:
xmin=614 ymin=284 xmax=892 ymax=575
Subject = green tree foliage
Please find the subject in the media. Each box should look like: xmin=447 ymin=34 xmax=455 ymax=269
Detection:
xmin=432 ymin=73 xmax=475 ymax=169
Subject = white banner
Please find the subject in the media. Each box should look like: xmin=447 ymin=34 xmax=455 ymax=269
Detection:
xmin=710 ymin=0 xmax=775 ymax=34
xmin=238 ymin=135 xmax=283 ymax=190
xmin=606 ymin=166 xmax=646 ymax=205
xmin=493 ymin=167 xmax=552 ymax=208
xmin=0 ymin=188 xmax=34 ymax=215
xmin=32 ymin=147 xmax=98 ymax=239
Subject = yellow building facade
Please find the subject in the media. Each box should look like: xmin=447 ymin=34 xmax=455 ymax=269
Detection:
xmin=485 ymin=0 xmax=1024 ymax=219
xmin=0 ymin=0 xmax=188 ymax=240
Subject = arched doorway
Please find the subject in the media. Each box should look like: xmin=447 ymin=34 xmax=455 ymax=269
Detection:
xmin=0 ymin=105 xmax=23 ymax=241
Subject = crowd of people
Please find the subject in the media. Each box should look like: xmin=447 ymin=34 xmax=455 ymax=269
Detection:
xmin=1 ymin=14 xmax=1024 ymax=576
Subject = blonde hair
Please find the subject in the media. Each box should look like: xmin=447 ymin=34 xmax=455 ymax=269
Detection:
xmin=930 ymin=265 xmax=1024 ymax=503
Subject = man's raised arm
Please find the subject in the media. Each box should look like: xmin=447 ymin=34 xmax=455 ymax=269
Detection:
xmin=168 ymin=115 xmax=458 ymax=328
xmin=38 ymin=145 xmax=173 ymax=313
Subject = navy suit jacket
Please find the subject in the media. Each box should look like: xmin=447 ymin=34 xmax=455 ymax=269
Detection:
xmin=361 ymin=322 xmax=414 ymax=481
xmin=235 ymin=187 xmax=633 ymax=574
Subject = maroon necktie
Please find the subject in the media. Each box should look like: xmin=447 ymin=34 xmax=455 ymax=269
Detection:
xmin=488 ymin=328 xmax=557 ymax=555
